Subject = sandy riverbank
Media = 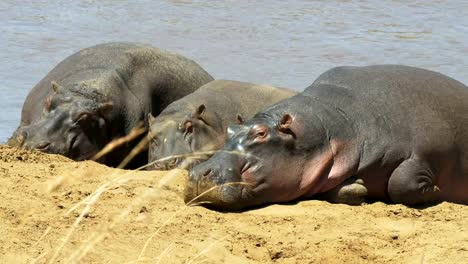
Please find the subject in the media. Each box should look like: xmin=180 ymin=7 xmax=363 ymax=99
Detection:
xmin=0 ymin=145 xmax=466 ymax=263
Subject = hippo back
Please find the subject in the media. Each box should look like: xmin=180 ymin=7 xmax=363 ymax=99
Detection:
xmin=304 ymin=64 xmax=468 ymax=183
xmin=147 ymin=80 xmax=296 ymax=170
xmin=20 ymin=42 xmax=213 ymax=127
xmin=9 ymin=42 xmax=213 ymax=168
xmin=158 ymin=80 xmax=295 ymax=126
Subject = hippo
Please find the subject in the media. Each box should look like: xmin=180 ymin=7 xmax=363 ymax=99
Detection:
xmin=7 ymin=42 xmax=213 ymax=168
xmin=185 ymin=65 xmax=468 ymax=210
xmin=147 ymin=80 xmax=296 ymax=170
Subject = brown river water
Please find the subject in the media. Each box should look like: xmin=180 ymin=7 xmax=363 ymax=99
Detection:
xmin=0 ymin=0 xmax=467 ymax=142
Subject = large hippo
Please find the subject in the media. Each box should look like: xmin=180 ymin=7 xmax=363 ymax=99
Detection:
xmin=7 ymin=42 xmax=213 ymax=168
xmin=186 ymin=65 xmax=468 ymax=210
xmin=147 ymin=80 xmax=296 ymax=170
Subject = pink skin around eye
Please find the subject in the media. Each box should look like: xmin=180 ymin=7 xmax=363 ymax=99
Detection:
xmin=253 ymin=126 xmax=268 ymax=142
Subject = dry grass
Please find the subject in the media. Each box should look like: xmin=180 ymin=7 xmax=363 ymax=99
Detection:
xmin=35 ymin=130 xmax=250 ymax=264
xmin=91 ymin=125 xmax=147 ymax=163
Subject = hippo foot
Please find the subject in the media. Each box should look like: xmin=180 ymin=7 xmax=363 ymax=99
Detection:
xmin=388 ymin=158 xmax=441 ymax=205
xmin=320 ymin=177 xmax=368 ymax=205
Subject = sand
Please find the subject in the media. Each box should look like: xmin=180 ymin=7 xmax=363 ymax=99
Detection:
xmin=0 ymin=144 xmax=467 ymax=263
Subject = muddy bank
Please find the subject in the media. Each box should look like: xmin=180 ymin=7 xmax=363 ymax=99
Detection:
xmin=0 ymin=145 xmax=466 ymax=263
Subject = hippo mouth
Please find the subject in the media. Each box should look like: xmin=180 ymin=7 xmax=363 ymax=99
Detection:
xmin=240 ymin=161 xmax=260 ymax=189
xmin=189 ymin=181 xmax=247 ymax=210
xmin=67 ymin=134 xmax=98 ymax=161
xmin=240 ymin=161 xmax=250 ymax=176
xmin=184 ymin=150 xmax=263 ymax=210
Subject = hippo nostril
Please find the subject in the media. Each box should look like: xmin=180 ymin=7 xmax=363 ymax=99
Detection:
xmin=36 ymin=142 xmax=51 ymax=151
xmin=188 ymin=166 xmax=213 ymax=182
xmin=168 ymin=158 xmax=179 ymax=167
xmin=188 ymin=170 xmax=196 ymax=179
xmin=152 ymin=162 xmax=163 ymax=170
xmin=202 ymin=168 xmax=213 ymax=177
xmin=16 ymin=131 xmax=27 ymax=145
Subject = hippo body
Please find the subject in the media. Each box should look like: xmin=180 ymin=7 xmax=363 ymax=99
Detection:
xmin=147 ymin=80 xmax=296 ymax=170
xmin=8 ymin=42 xmax=213 ymax=167
xmin=186 ymin=65 xmax=468 ymax=210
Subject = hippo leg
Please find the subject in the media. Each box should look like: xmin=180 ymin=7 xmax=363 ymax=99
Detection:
xmin=319 ymin=177 xmax=368 ymax=205
xmin=387 ymin=158 xmax=441 ymax=205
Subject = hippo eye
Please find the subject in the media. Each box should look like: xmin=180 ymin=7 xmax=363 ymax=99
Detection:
xmin=255 ymin=128 xmax=268 ymax=139
xmin=73 ymin=112 xmax=94 ymax=125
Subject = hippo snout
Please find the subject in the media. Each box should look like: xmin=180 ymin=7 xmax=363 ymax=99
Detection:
xmin=189 ymin=162 xmax=236 ymax=186
xmin=22 ymin=140 xmax=52 ymax=153
xmin=185 ymin=161 xmax=222 ymax=205
xmin=184 ymin=154 xmax=249 ymax=210
xmin=7 ymin=129 xmax=27 ymax=147
xmin=17 ymin=131 xmax=27 ymax=146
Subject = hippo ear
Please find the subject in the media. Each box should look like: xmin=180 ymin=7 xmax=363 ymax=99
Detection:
xmin=194 ymin=104 xmax=206 ymax=116
xmin=278 ymin=113 xmax=295 ymax=137
xmin=98 ymin=102 xmax=113 ymax=120
xmin=236 ymin=114 xmax=244 ymax=124
xmin=51 ymin=81 xmax=59 ymax=93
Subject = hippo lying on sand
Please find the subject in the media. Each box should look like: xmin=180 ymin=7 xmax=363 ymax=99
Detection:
xmin=147 ymin=80 xmax=296 ymax=170
xmin=186 ymin=65 xmax=468 ymax=210
xmin=8 ymin=42 xmax=213 ymax=168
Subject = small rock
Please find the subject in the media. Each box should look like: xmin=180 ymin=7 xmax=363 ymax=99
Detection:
xmin=139 ymin=206 xmax=148 ymax=213
xmin=271 ymin=251 xmax=283 ymax=260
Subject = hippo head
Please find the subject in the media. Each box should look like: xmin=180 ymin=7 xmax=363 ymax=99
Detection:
xmin=12 ymin=82 xmax=113 ymax=161
xmin=147 ymin=104 xmax=228 ymax=170
xmin=185 ymin=111 xmax=327 ymax=210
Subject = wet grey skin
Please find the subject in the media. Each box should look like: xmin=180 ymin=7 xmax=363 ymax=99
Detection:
xmin=186 ymin=65 xmax=468 ymax=211
xmin=147 ymin=80 xmax=296 ymax=170
xmin=7 ymin=42 xmax=213 ymax=168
